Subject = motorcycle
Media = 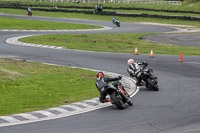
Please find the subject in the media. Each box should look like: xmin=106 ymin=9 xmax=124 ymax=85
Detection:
xmin=115 ymin=19 xmax=120 ymax=27
xmin=104 ymin=78 xmax=132 ymax=109
xmin=27 ymin=11 xmax=32 ymax=16
xmin=140 ymin=69 xmax=159 ymax=91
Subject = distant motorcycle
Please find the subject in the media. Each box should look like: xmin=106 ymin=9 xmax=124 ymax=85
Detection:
xmin=114 ymin=19 xmax=120 ymax=27
xmin=27 ymin=11 xmax=32 ymax=16
xmin=140 ymin=69 xmax=159 ymax=91
xmin=105 ymin=77 xmax=132 ymax=109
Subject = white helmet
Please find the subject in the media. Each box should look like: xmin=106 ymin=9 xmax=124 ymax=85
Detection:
xmin=127 ymin=59 xmax=134 ymax=65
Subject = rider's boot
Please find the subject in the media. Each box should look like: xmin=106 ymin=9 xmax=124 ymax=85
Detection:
xmin=136 ymin=81 xmax=144 ymax=86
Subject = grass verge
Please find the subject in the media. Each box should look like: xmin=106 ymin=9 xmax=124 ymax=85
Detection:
xmin=0 ymin=9 xmax=200 ymax=28
xmin=19 ymin=33 xmax=200 ymax=56
xmin=28 ymin=7 xmax=200 ymax=17
xmin=0 ymin=17 xmax=101 ymax=30
xmin=0 ymin=58 xmax=98 ymax=116
xmin=1 ymin=1 xmax=200 ymax=12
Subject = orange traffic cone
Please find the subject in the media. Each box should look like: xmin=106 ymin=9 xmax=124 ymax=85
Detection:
xmin=179 ymin=51 xmax=183 ymax=62
xmin=149 ymin=49 xmax=154 ymax=58
xmin=134 ymin=46 xmax=139 ymax=55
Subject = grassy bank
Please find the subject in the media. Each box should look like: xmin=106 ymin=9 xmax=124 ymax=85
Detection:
xmin=19 ymin=33 xmax=200 ymax=56
xmin=1 ymin=1 xmax=200 ymax=12
xmin=0 ymin=17 xmax=101 ymax=30
xmin=0 ymin=9 xmax=200 ymax=28
xmin=27 ymin=7 xmax=200 ymax=17
xmin=0 ymin=58 xmax=98 ymax=116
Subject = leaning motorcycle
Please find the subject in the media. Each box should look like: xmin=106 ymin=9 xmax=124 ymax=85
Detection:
xmin=105 ymin=78 xmax=132 ymax=109
xmin=115 ymin=20 xmax=120 ymax=27
xmin=140 ymin=69 xmax=159 ymax=91
xmin=27 ymin=11 xmax=32 ymax=16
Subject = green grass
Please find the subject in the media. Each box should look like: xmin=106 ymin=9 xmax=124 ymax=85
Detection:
xmin=19 ymin=33 xmax=200 ymax=56
xmin=0 ymin=2 xmax=199 ymax=116
xmin=0 ymin=16 xmax=101 ymax=30
xmin=30 ymin=7 xmax=200 ymax=17
xmin=108 ymin=9 xmax=200 ymax=17
xmin=1 ymin=1 xmax=200 ymax=12
xmin=0 ymin=58 xmax=98 ymax=116
xmin=1 ymin=8 xmax=200 ymax=28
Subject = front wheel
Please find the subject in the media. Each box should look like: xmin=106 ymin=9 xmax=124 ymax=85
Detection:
xmin=110 ymin=93 xmax=125 ymax=109
xmin=147 ymin=78 xmax=159 ymax=91
xmin=127 ymin=99 xmax=133 ymax=106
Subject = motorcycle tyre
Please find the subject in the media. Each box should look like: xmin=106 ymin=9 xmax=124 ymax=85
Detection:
xmin=110 ymin=93 xmax=125 ymax=109
xmin=28 ymin=12 xmax=32 ymax=16
xmin=127 ymin=100 xmax=133 ymax=106
xmin=147 ymin=78 xmax=159 ymax=91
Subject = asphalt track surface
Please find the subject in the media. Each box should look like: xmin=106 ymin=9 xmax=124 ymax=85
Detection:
xmin=142 ymin=33 xmax=200 ymax=47
xmin=0 ymin=14 xmax=200 ymax=133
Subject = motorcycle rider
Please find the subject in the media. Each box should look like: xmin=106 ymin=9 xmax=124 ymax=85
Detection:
xmin=95 ymin=72 xmax=123 ymax=103
xmin=27 ymin=7 xmax=32 ymax=15
xmin=127 ymin=59 xmax=148 ymax=86
xmin=112 ymin=16 xmax=116 ymax=25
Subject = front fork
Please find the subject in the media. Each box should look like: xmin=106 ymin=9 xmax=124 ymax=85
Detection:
xmin=118 ymin=85 xmax=131 ymax=102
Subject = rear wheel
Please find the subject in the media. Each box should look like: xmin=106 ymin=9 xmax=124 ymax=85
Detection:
xmin=110 ymin=93 xmax=124 ymax=109
xmin=147 ymin=78 xmax=159 ymax=91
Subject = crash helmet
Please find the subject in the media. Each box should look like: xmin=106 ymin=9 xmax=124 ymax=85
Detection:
xmin=127 ymin=59 xmax=134 ymax=65
xmin=96 ymin=72 xmax=104 ymax=78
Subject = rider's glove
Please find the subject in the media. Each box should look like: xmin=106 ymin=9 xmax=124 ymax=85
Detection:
xmin=143 ymin=61 xmax=148 ymax=65
xmin=128 ymin=69 xmax=134 ymax=74
xmin=118 ymin=75 xmax=122 ymax=80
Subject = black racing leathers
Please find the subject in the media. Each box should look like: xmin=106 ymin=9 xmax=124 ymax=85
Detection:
xmin=127 ymin=62 xmax=148 ymax=85
xmin=96 ymin=76 xmax=121 ymax=103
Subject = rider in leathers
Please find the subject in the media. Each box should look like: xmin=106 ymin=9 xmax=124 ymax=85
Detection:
xmin=96 ymin=72 xmax=122 ymax=103
xmin=27 ymin=7 xmax=32 ymax=15
xmin=127 ymin=59 xmax=148 ymax=86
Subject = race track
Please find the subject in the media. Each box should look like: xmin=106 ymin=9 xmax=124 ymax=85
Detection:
xmin=0 ymin=14 xmax=200 ymax=133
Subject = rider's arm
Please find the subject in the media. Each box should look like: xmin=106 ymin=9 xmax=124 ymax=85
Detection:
xmin=138 ymin=61 xmax=148 ymax=70
xmin=104 ymin=76 xmax=121 ymax=82
xmin=127 ymin=68 xmax=134 ymax=77
xmin=143 ymin=62 xmax=148 ymax=67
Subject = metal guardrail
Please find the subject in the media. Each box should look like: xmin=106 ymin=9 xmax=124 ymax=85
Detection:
xmin=0 ymin=0 xmax=182 ymax=5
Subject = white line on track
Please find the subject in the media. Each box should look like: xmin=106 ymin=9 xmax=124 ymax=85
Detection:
xmin=185 ymin=62 xmax=200 ymax=65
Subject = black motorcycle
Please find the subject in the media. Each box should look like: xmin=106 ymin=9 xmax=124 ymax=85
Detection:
xmin=105 ymin=78 xmax=132 ymax=109
xmin=140 ymin=69 xmax=159 ymax=91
